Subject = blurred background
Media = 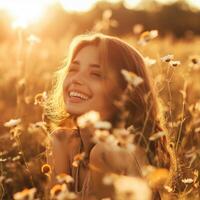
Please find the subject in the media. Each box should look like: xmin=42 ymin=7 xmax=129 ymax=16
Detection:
xmin=0 ymin=0 xmax=200 ymax=40
xmin=0 ymin=1 xmax=200 ymax=199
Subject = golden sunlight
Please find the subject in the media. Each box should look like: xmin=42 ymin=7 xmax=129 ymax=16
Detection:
xmin=58 ymin=0 xmax=141 ymax=12
xmin=58 ymin=0 xmax=97 ymax=12
xmin=0 ymin=0 xmax=199 ymax=29
xmin=123 ymin=0 xmax=141 ymax=9
xmin=187 ymin=0 xmax=200 ymax=8
xmin=58 ymin=0 xmax=200 ymax=12
xmin=0 ymin=0 xmax=52 ymax=29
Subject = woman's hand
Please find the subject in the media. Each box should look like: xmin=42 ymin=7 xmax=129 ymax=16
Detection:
xmin=47 ymin=128 xmax=75 ymax=188
xmin=90 ymin=142 xmax=148 ymax=174
xmin=88 ymin=142 xmax=149 ymax=199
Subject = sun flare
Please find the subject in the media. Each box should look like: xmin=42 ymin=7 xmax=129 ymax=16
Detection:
xmin=0 ymin=0 xmax=52 ymax=29
xmin=58 ymin=0 xmax=97 ymax=12
xmin=0 ymin=0 xmax=199 ymax=29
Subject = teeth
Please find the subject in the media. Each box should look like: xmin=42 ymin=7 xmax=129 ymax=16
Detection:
xmin=69 ymin=91 xmax=89 ymax=100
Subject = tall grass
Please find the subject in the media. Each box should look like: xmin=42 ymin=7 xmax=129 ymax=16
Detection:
xmin=0 ymin=28 xmax=200 ymax=199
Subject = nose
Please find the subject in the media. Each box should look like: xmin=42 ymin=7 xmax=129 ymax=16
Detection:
xmin=69 ymin=70 xmax=85 ymax=86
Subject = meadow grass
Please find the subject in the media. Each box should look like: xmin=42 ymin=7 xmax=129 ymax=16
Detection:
xmin=0 ymin=31 xmax=200 ymax=199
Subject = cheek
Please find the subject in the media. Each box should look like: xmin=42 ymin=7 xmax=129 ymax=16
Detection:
xmin=92 ymin=85 xmax=115 ymax=108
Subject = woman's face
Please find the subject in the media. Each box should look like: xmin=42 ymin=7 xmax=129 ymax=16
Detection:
xmin=63 ymin=45 xmax=123 ymax=121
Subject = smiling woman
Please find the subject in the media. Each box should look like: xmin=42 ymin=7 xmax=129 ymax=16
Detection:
xmin=44 ymin=32 xmax=170 ymax=200
xmin=62 ymin=45 xmax=120 ymax=121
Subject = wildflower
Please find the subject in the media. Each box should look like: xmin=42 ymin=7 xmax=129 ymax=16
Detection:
xmin=5 ymin=178 xmax=13 ymax=184
xmin=4 ymin=118 xmax=21 ymax=128
xmin=41 ymin=164 xmax=51 ymax=175
xmin=191 ymin=57 xmax=200 ymax=64
xmin=133 ymin=24 xmax=144 ymax=35
xmin=72 ymin=152 xmax=86 ymax=167
xmin=102 ymin=9 xmax=112 ymax=20
xmin=103 ymin=173 xmax=116 ymax=185
xmin=13 ymin=188 xmax=37 ymax=200
xmin=93 ymin=130 xmax=119 ymax=149
xmin=77 ymin=110 xmax=100 ymax=128
xmin=114 ymin=175 xmax=152 ymax=200
xmin=194 ymin=127 xmax=200 ymax=134
xmin=181 ymin=178 xmax=194 ymax=184
xmin=50 ymin=184 xmax=63 ymax=197
xmin=0 ymin=158 xmax=7 ymax=162
xmin=164 ymin=185 xmax=173 ymax=192
xmin=50 ymin=184 xmax=77 ymax=200
xmin=12 ymin=155 xmax=21 ymax=161
xmin=10 ymin=125 xmax=23 ymax=138
xmin=27 ymin=34 xmax=41 ymax=45
xmin=169 ymin=60 xmax=181 ymax=67
xmin=92 ymin=129 xmax=110 ymax=143
xmin=160 ymin=54 xmax=174 ymax=62
xmin=0 ymin=151 xmax=8 ymax=156
xmin=28 ymin=121 xmax=48 ymax=134
xmin=193 ymin=170 xmax=199 ymax=188
xmin=189 ymin=55 xmax=200 ymax=70
xmin=193 ymin=169 xmax=199 ymax=178
xmin=144 ymin=56 xmax=157 ymax=67
xmin=138 ymin=30 xmax=158 ymax=45
xmin=56 ymin=173 xmax=74 ymax=184
xmin=94 ymin=121 xmax=112 ymax=130
xmin=149 ymin=30 xmax=158 ymax=38
xmin=149 ymin=131 xmax=166 ymax=141
xmin=113 ymin=128 xmax=135 ymax=151
xmin=34 ymin=91 xmax=48 ymax=106
xmin=121 ymin=69 xmax=143 ymax=87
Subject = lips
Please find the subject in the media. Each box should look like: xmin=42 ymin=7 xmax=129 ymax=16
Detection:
xmin=68 ymin=96 xmax=87 ymax=103
xmin=67 ymin=89 xmax=92 ymax=103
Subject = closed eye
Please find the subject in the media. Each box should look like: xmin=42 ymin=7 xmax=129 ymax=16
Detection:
xmin=68 ymin=67 xmax=78 ymax=73
xmin=91 ymin=72 xmax=102 ymax=77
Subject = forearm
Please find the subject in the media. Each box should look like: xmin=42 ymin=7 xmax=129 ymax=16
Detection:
xmin=88 ymin=143 xmax=124 ymax=199
xmin=88 ymin=143 xmax=148 ymax=199
xmin=46 ymin=134 xmax=69 ymax=188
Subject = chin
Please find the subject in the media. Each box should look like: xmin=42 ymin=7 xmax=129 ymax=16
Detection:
xmin=67 ymin=106 xmax=89 ymax=117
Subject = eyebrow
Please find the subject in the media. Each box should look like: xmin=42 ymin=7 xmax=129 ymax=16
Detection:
xmin=71 ymin=60 xmax=101 ymax=69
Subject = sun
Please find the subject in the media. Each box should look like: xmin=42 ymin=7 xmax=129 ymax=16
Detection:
xmin=58 ymin=0 xmax=97 ymax=12
xmin=58 ymin=0 xmax=141 ymax=12
xmin=0 ymin=0 xmax=52 ymax=29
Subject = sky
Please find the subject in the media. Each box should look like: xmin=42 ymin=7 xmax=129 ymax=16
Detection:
xmin=0 ymin=0 xmax=199 ymax=28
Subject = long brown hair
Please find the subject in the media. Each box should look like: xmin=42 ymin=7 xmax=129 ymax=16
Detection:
xmin=44 ymin=32 xmax=169 ymax=166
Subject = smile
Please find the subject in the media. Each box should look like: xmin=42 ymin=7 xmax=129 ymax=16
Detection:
xmin=67 ymin=90 xmax=91 ymax=103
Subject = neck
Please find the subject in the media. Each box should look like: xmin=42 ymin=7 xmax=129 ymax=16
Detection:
xmin=79 ymin=127 xmax=95 ymax=158
xmin=75 ymin=127 xmax=94 ymax=160
xmin=71 ymin=115 xmax=95 ymax=157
